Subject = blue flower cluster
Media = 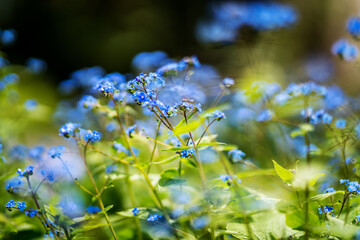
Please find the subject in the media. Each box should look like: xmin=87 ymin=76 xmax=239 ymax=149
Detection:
xmin=196 ymin=2 xmax=297 ymax=43
xmin=318 ymin=205 xmax=334 ymax=216
xmin=147 ymin=214 xmax=162 ymax=222
xmin=228 ymin=149 xmax=246 ymax=163
xmin=17 ymin=166 xmax=34 ymax=178
xmin=179 ymin=149 xmax=195 ymax=158
xmin=340 ymin=179 xmax=360 ymax=194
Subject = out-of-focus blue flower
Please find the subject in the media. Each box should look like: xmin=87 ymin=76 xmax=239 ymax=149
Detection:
xmin=24 ymin=99 xmax=38 ymax=111
xmin=48 ymin=145 xmax=66 ymax=159
xmin=356 ymin=215 xmax=360 ymax=222
xmin=106 ymin=122 xmax=117 ymax=132
xmin=325 ymin=85 xmax=346 ymax=110
xmin=331 ymin=39 xmax=359 ymax=61
xmin=2 ymin=73 xmax=19 ymax=85
xmin=126 ymin=125 xmax=136 ymax=138
xmin=5 ymin=178 xmax=24 ymax=192
xmin=196 ymin=2 xmax=297 ymax=44
xmin=147 ymin=214 xmax=162 ymax=222
xmin=132 ymin=51 xmax=171 ymax=72
xmin=340 ymin=179 xmax=350 ymax=185
xmin=305 ymin=56 xmax=334 ymax=82
xmin=223 ymin=77 xmax=235 ymax=87
xmin=58 ymin=79 xmax=79 ymax=95
xmin=87 ymin=205 xmax=101 ymax=214
xmin=192 ymin=216 xmax=209 ymax=229
xmin=323 ymin=187 xmax=336 ymax=194
xmin=59 ymin=122 xmax=81 ymax=138
xmin=40 ymin=169 xmax=56 ymax=182
xmin=78 ymin=95 xmax=98 ymax=111
xmin=335 ymin=119 xmax=346 ymax=129
xmin=79 ymin=129 xmax=102 ymax=142
xmin=228 ymin=149 xmax=246 ymax=163
xmin=29 ymin=146 xmax=45 ymax=161
xmin=219 ymin=174 xmax=231 ymax=182
xmin=1 ymin=29 xmax=17 ymax=45
xmin=26 ymin=58 xmax=47 ymax=74
xmin=318 ymin=205 xmax=334 ymax=216
xmin=347 ymin=17 xmax=360 ymax=38
xmin=94 ymin=80 xmax=116 ymax=96
xmin=105 ymin=164 xmax=117 ymax=174
xmin=9 ymin=145 xmax=29 ymax=161
xmin=257 ymin=109 xmax=273 ymax=122
xmin=113 ymin=142 xmax=128 ymax=154
xmin=25 ymin=208 xmax=38 ymax=217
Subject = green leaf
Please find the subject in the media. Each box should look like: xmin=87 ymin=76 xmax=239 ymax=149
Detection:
xmin=290 ymin=124 xmax=314 ymax=138
xmin=160 ymin=169 xmax=179 ymax=179
xmin=237 ymin=169 xmax=276 ymax=178
xmin=308 ymin=173 xmax=325 ymax=186
xmin=101 ymin=205 xmax=113 ymax=213
xmin=158 ymin=178 xmax=186 ymax=187
xmin=311 ymin=191 xmax=345 ymax=201
xmin=181 ymin=158 xmax=197 ymax=168
xmin=158 ymin=168 xmax=186 ymax=187
xmin=152 ymin=155 xmax=179 ymax=165
xmin=173 ymin=118 xmax=205 ymax=136
xmin=272 ymin=160 xmax=294 ymax=184
xmin=161 ymin=146 xmax=193 ymax=152
xmin=198 ymin=142 xmax=226 ymax=147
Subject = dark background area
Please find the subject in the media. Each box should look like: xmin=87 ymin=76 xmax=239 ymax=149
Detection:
xmin=0 ymin=0 xmax=359 ymax=91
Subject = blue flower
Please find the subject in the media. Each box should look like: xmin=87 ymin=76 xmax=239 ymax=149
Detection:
xmin=228 ymin=149 xmax=246 ymax=163
xmin=59 ymin=122 xmax=81 ymax=138
xmin=132 ymin=51 xmax=170 ymax=72
xmin=219 ymin=174 xmax=231 ymax=182
xmin=79 ymin=129 xmax=102 ymax=143
xmin=1 ymin=29 xmax=16 ymax=45
xmin=25 ymin=208 xmax=38 ymax=217
xmin=17 ymin=166 xmax=34 ymax=178
xmin=356 ymin=215 xmax=360 ymax=222
xmin=78 ymin=95 xmax=98 ymax=110
xmin=5 ymin=178 xmax=24 ymax=192
xmin=223 ymin=77 xmax=235 ymax=87
xmin=105 ymin=164 xmax=117 ymax=174
xmin=257 ymin=109 xmax=273 ymax=122
xmin=17 ymin=201 xmax=26 ymax=211
xmin=132 ymin=91 xmax=148 ymax=105
xmin=126 ymin=125 xmax=136 ymax=138
xmin=29 ymin=146 xmax=45 ymax=161
xmin=210 ymin=110 xmax=226 ymax=121
xmin=9 ymin=145 xmax=29 ymax=161
xmin=192 ymin=216 xmax=209 ymax=229
xmin=94 ymin=80 xmax=116 ymax=96
xmin=147 ymin=214 xmax=162 ymax=222
xmin=335 ymin=119 xmax=346 ymax=129
xmin=40 ymin=169 xmax=56 ymax=182
xmin=132 ymin=208 xmax=140 ymax=216
xmin=24 ymin=99 xmax=38 ymax=111
xmin=318 ymin=205 xmax=334 ymax=216
xmin=26 ymin=58 xmax=47 ymax=74
xmin=347 ymin=17 xmax=360 ymax=38
xmin=179 ymin=149 xmax=195 ymax=158
xmin=87 ymin=205 xmax=101 ymax=214
xmin=340 ymin=179 xmax=350 ymax=185
xmin=113 ymin=142 xmax=128 ymax=154
xmin=106 ymin=122 xmax=117 ymax=132
xmin=323 ymin=188 xmax=336 ymax=194
xmin=331 ymin=39 xmax=359 ymax=61
xmin=48 ymin=145 xmax=66 ymax=159
xmin=5 ymin=200 xmax=17 ymax=210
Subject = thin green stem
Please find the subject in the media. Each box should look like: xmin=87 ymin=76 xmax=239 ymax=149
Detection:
xmin=111 ymin=97 xmax=169 ymax=219
xmin=78 ymin=143 xmax=118 ymax=240
xmin=147 ymin=121 xmax=161 ymax=174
